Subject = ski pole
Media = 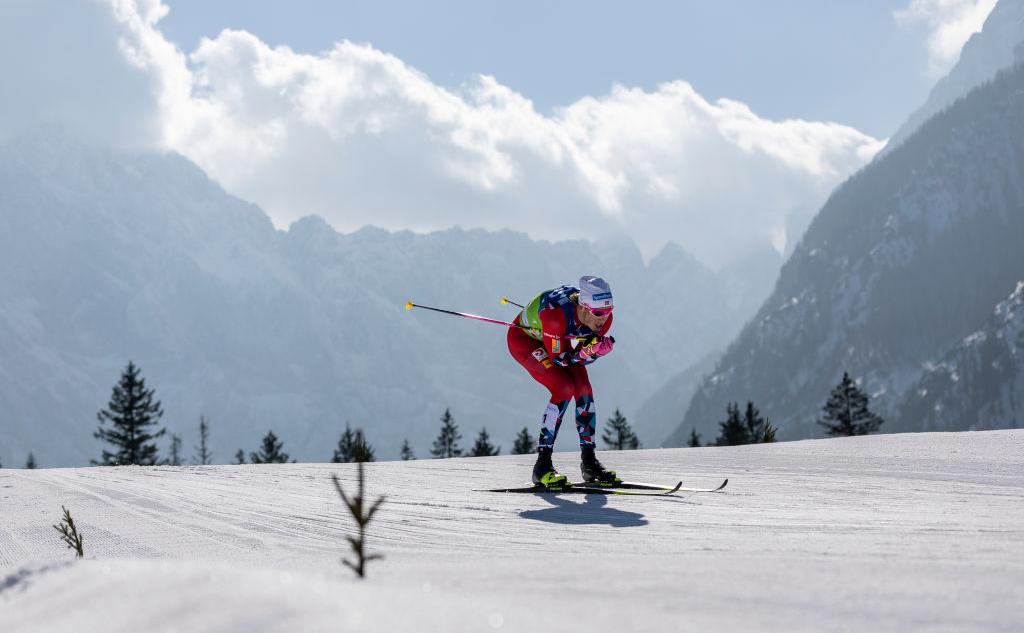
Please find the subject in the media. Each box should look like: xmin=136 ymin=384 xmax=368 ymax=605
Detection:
xmin=500 ymin=297 xmax=525 ymax=309
xmin=405 ymin=301 xmax=556 ymax=338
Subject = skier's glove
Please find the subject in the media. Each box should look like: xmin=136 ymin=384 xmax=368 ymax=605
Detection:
xmin=576 ymin=335 xmax=615 ymax=362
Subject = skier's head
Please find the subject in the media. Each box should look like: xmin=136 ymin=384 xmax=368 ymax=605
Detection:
xmin=577 ymin=275 xmax=612 ymax=328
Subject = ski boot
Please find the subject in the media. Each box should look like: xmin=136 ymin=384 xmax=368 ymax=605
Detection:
xmin=532 ymin=447 xmax=569 ymax=489
xmin=580 ymin=445 xmax=622 ymax=486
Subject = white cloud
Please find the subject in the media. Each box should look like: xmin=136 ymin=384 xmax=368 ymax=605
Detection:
xmin=0 ymin=0 xmax=162 ymax=147
xmin=896 ymin=0 xmax=999 ymax=78
xmin=4 ymin=0 xmax=886 ymax=268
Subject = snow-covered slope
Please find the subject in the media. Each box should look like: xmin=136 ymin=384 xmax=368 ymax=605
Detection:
xmin=896 ymin=281 xmax=1024 ymax=431
xmin=668 ymin=62 xmax=1024 ymax=446
xmin=0 ymin=127 xmax=779 ymax=467
xmin=2 ymin=431 xmax=1022 ymax=632
xmin=887 ymin=0 xmax=1024 ymax=149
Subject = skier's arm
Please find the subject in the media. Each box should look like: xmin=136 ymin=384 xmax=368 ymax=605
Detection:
xmin=567 ymin=314 xmax=615 ymax=365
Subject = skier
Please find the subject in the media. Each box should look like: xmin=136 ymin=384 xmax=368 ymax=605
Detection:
xmin=507 ymin=275 xmax=620 ymax=488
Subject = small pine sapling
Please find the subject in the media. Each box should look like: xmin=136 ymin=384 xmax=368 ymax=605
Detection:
xmin=331 ymin=462 xmax=385 ymax=578
xmin=53 ymin=506 xmax=84 ymax=558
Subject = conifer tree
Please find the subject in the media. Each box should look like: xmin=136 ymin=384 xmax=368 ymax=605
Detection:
xmin=332 ymin=424 xmax=376 ymax=463
xmin=400 ymin=439 xmax=416 ymax=461
xmin=818 ymin=372 xmax=885 ymax=436
xmin=430 ymin=409 xmax=463 ymax=458
xmin=469 ymin=428 xmax=501 ymax=457
xmin=193 ymin=416 xmax=212 ymax=465
xmin=687 ymin=428 xmax=701 ymax=448
xmin=742 ymin=401 xmax=777 ymax=444
xmin=168 ymin=433 xmax=183 ymax=466
xmin=512 ymin=427 xmax=534 ymax=455
xmin=601 ymin=409 xmax=640 ymax=450
xmin=25 ymin=452 xmax=37 ymax=469
xmin=250 ymin=430 xmax=294 ymax=464
xmin=234 ymin=449 xmax=246 ymax=465
xmin=715 ymin=403 xmax=749 ymax=446
xmin=93 ymin=361 xmax=166 ymax=466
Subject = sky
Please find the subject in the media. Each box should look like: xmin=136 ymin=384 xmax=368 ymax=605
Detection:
xmin=156 ymin=1 xmax=935 ymax=140
xmin=0 ymin=0 xmax=999 ymax=267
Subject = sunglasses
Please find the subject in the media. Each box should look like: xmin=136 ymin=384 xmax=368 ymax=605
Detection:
xmin=584 ymin=305 xmax=613 ymax=317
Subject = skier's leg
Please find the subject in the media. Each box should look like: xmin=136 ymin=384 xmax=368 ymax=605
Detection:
xmin=567 ymin=365 xmax=620 ymax=484
xmin=507 ymin=327 xmax=575 ymax=486
xmin=567 ymin=365 xmax=596 ymax=446
xmin=507 ymin=327 xmax=576 ymax=446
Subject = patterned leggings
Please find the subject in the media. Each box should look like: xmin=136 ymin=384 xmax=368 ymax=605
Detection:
xmin=507 ymin=327 xmax=597 ymax=449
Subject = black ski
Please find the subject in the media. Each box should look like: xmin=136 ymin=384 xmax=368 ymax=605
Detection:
xmin=478 ymin=482 xmax=683 ymax=496
xmin=576 ymin=478 xmax=728 ymax=493
xmin=479 ymin=478 xmax=727 ymax=494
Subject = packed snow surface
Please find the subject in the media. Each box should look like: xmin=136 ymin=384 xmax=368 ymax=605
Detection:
xmin=2 ymin=431 xmax=1023 ymax=633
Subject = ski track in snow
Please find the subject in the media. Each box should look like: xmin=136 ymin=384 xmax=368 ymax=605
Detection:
xmin=1 ymin=431 xmax=1023 ymax=633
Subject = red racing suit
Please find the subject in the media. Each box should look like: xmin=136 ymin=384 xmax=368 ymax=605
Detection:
xmin=506 ymin=285 xmax=613 ymax=449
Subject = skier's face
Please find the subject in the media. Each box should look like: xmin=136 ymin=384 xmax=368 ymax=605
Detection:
xmin=577 ymin=303 xmax=610 ymax=330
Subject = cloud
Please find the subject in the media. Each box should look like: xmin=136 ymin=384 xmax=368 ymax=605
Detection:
xmin=895 ymin=0 xmax=999 ymax=78
xmin=5 ymin=0 xmax=885 ymax=268
xmin=0 ymin=0 xmax=162 ymax=147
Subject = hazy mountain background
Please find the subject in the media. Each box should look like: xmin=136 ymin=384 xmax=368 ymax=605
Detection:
xmin=887 ymin=0 xmax=1024 ymax=151
xmin=647 ymin=3 xmax=1024 ymax=447
xmin=666 ymin=61 xmax=1024 ymax=446
xmin=0 ymin=127 xmax=779 ymax=466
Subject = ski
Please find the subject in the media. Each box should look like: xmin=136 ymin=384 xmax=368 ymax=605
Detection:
xmin=477 ymin=482 xmax=683 ymax=496
xmin=479 ymin=478 xmax=727 ymax=494
xmin=574 ymin=478 xmax=728 ymax=493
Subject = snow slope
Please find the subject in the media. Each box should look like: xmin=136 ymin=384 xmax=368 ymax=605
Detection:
xmin=2 ymin=431 xmax=1022 ymax=632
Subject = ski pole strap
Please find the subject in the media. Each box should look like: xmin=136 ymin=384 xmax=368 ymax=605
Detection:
xmin=406 ymin=301 xmax=556 ymax=339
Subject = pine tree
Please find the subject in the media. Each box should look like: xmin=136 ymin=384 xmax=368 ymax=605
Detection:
xmin=601 ymin=409 xmax=640 ymax=450
xmin=193 ymin=416 xmax=212 ymax=465
xmin=93 ymin=361 xmax=166 ymax=466
xmin=512 ymin=427 xmax=534 ymax=455
xmin=430 ymin=409 xmax=462 ymax=458
xmin=25 ymin=452 xmax=37 ymax=469
xmin=469 ymin=428 xmax=501 ymax=457
xmin=234 ymin=449 xmax=246 ymax=465
xmin=818 ymin=372 xmax=885 ymax=436
xmin=167 ymin=433 xmax=183 ymax=466
xmin=715 ymin=403 xmax=749 ymax=446
xmin=250 ymin=430 xmax=294 ymax=464
xmin=332 ymin=424 xmax=376 ymax=463
xmin=687 ymin=428 xmax=701 ymax=447
xmin=400 ymin=439 xmax=416 ymax=461
xmin=741 ymin=401 xmax=777 ymax=444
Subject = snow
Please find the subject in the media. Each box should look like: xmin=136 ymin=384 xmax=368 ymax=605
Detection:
xmin=2 ymin=431 xmax=1023 ymax=633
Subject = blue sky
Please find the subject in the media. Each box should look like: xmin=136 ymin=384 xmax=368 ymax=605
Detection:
xmin=158 ymin=1 xmax=933 ymax=138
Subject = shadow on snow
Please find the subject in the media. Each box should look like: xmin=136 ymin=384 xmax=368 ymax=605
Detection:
xmin=518 ymin=492 xmax=649 ymax=527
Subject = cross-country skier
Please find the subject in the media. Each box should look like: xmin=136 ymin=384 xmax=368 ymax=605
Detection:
xmin=507 ymin=275 xmax=620 ymax=488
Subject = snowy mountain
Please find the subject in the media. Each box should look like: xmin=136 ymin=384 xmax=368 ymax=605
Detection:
xmin=2 ymin=431 xmax=1021 ymax=632
xmin=887 ymin=0 xmax=1024 ymax=148
xmin=665 ymin=62 xmax=1024 ymax=446
xmin=895 ymin=281 xmax=1024 ymax=432
xmin=0 ymin=127 xmax=777 ymax=466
